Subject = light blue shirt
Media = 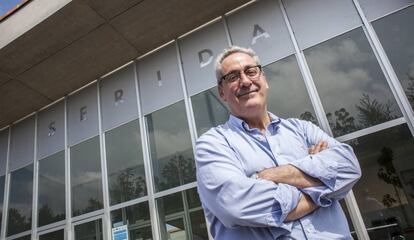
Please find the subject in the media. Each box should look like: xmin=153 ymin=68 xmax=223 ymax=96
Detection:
xmin=195 ymin=113 xmax=361 ymax=239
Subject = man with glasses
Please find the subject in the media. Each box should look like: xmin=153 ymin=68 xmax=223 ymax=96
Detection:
xmin=195 ymin=46 xmax=361 ymax=239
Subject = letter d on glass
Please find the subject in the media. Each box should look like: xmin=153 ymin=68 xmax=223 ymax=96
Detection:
xmin=198 ymin=49 xmax=213 ymax=68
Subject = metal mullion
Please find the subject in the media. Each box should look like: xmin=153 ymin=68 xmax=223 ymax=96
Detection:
xmin=37 ymin=224 xmax=65 ymax=238
xmin=134 ymin=61 xmax=161 ymax=240
xmin=344 ymin=191 xmax=369 ymax=240
xmin=279 ymin=0 xmax=332 ymax=136
xmin=336 ymin=117 xmax=406 ymax=142
xmin=37 ymin=220 xmax=66 ymax=234
xmin=222 ymin=16 xmax=233 ymax=46
xmin=175 ymin=41 xmax=198 ymax=156
xmin=109 ymin=196 xmax=149 ymax=212
xmin=64 ymin=98 xmax=72 ymax=240
xmin=6 ymin=230 xmax=32 ymax=240
xmin=31 ymin=114 xmax=39 ymax=240
xmin=97 ymin=80 xmax=110 ymax=240
xmin=352 ymin=0 xmax=414 ymax=137
xmin=71 ymin=209 xmax=105 ymax=223
xmin=279 ymin=1 xmax=369 ymax=240
xmin=153 ymin=182 xmax=197 ymax=199
xmin=1 ymin=128 xmax=11 ymax=239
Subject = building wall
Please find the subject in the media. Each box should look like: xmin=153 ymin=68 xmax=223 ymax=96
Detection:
xmin=0 ymin=0 xmax=414 ymax=239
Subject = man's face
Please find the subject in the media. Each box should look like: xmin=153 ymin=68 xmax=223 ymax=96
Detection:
xmin=218 ymin=52 xmax=269 ymax=119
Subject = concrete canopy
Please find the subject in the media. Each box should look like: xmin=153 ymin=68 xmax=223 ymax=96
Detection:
xmin=0 ymin=0 xmax=248 ymax=129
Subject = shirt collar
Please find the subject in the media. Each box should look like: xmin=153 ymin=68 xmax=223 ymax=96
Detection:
xmin=228 ymin=112 xmax=281 ymax=132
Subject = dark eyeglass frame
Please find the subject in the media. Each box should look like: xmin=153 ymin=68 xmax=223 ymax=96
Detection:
xmin=219 ymin=65 xmax=262 ymax=84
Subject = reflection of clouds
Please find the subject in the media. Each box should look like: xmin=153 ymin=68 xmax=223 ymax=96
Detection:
xmin=152 ymin=130 xmax=191 ymax=160
xmin=72 ymin=171 xmax=101 ymax=187
xmin=306 ymin=28 xmax=399 ymax=119
xmin=265 ymin=55 xmax=314 ymax=118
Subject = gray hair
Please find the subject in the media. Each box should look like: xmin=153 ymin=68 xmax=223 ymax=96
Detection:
xmin=215 ymin=46 xmax=261 ymax=84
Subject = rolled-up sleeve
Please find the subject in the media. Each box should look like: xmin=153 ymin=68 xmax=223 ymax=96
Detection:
xmin=196 ymin=130 xmax=301 ymax=230
xmin=289 ymin=120 xmax=361 ymax=207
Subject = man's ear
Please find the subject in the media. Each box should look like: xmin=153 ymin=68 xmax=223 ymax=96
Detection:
xmin=218 ymin=84 xmax=226 ymax=102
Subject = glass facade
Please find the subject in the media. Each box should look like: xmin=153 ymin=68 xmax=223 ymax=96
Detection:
xmin=38 ymin=151 xmax=65 ymax=226
xmin=0 ymin=0 xmax=413 ymax=239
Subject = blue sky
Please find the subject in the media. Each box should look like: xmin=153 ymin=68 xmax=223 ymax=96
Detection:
xmin=0 ymin=0 xmax=26 ymax=18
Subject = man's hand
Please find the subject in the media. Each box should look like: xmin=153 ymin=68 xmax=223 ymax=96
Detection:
xmin=257 ymin=141 xmax=328 ymax=188
xmin=257 ymin=165 xmax=322 ymax=188
xmin=309 ymin=140 xmax=328 ymax=154
xmin=284 ymin=193 xmax=319 ymax=222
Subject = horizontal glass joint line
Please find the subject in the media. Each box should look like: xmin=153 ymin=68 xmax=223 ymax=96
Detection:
xmin=350 ymin=222 xmax=399 ymax=234
xmin=153 ymin=181 xmax=197 ymax=198
xmin=36 ymin=220 xmax=66 ymax=234
xmin=109 ymin=196 xmax=149 ymax=211
xmin=71 ymin=209 xmax=104 ymax=224
xmin=6 ymin=230 xmax=32 ymax=240
xmin=336 ymin=117 xmax=405 ymax=142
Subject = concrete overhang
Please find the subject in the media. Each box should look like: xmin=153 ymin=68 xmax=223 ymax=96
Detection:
xmin=0 ymin=0 xmax=249 ymax=129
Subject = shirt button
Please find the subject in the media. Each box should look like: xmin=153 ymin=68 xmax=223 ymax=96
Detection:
xmin=306 ymin=228 xmax=312 ymax=233
xmin=257 ymin=136 xmax=265 ymax=141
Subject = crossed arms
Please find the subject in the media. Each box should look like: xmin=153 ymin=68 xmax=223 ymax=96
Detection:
xmin=195 ymin=119 xmax=361 ymax=228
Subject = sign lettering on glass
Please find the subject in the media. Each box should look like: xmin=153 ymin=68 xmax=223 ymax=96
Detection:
xmin=198 ymin=49 xmax=214 ymax=68
xmin=48 ymin=121 xmax=56 ymax=137
xmin=80 ymin=106 xmax=87 ymax=121
xmin=114 ymin=89 xmax=124 ymax=106
xmin=156 ymin=70 xmax=162 ymax=87
xmin=252 ymin=24 xmax=270 ymax=45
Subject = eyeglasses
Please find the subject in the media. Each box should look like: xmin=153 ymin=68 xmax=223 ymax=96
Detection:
xmin=220 ymin=65 xmax=262 ymax=84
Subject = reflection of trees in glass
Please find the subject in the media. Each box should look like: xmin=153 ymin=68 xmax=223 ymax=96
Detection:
xmin=72 ymin=198 xmax=103 ymax=216
xmin=299 ymin=111 xmax=318 ymax=125
xmin=326 ymin=108 xmax=357 ymax=136
xmin=38 ymin=204 xmax=65 ymax=226
xmin=376 ymin=147 xmax=410 ymax=227
xmin=7 ymin=208 xmax=31 ymax=236
xmin=324 ymin=93 xmax=399 ymax=136
xmin=110 ymin=168 xmax=147 ymax=204
xmin=406 ymin=74 xmax=414 ymax=107
xmin=159 ymin=153 xmax=195 ymax=190
xmin=356 ymin=94 xmax=397 ymax=127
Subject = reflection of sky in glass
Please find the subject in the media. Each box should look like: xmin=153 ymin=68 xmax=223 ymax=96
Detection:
xmin=0 ymin=0 xmax=26 ymax=17
xmin=70 ymin=137 xmax=103 ymax=216
xmin=38 ymin=151 xmax=65 ymax=226
xmin=106 ymin=121 xmax=147 ymax=204
xmin=347 ymin=124 xmax=414 ymax=238
xmin=373 ymin=5 xmax=414 ymax=111
xmin=265 ymin=55 xmax=317 ymax=124
xmin=305 ymin=27 xmax=402 ymax=136
xmin=147 ymin=101 xmax=195 ymax=191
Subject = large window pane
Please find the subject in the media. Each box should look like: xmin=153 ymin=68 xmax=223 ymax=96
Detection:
xmin=38 ymin=151 xmax=65 ymax=226
xmin=105 ymin=120 xmax=146 ymax=205
xmin=147 ymin=101 xmax=195 ymax=192
xmin=111 ymin=201 xmax=152 ymax=240
xmin=39 ymin=229 xmax=64 ymax=240
xmin=70 ymin=137 xmax=103 ymax=217
xmin=265 ymin=55 xmax=318 ymax=125
xmin=74 ymin=219 xmax=103 ymax=240
xmin=191 ymin=87 xmax=229 ymax=136
xmin=7 ymin=165 xmax=33 ymax=236
xmin=157 ymin=189 xmax=208 ymax=240
xmin=373 ymin=5 xmax=414 ymax=111
xmin=305 ymin=27 xmax=402 ymax=137
xmin=347 ymin=124 xmax=414 ymax=239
